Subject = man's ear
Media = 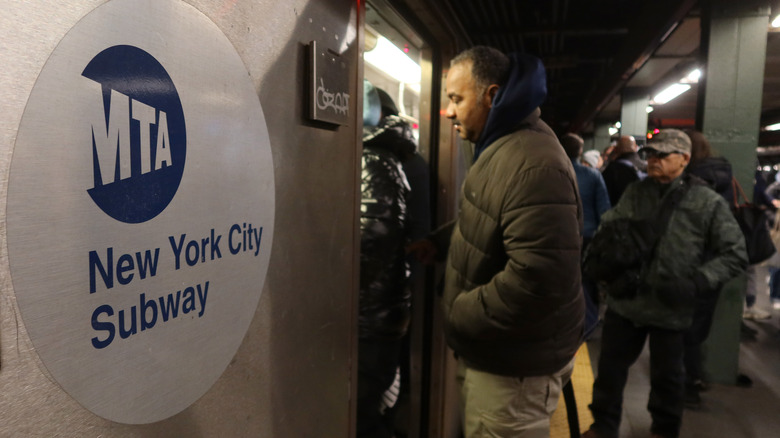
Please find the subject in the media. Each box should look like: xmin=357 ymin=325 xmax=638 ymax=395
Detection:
xmin=485 ymin=84 xmax=499 ymax=107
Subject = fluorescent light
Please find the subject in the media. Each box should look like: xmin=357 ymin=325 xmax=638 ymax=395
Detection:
xmin=364 ymin=36 xmax=421 ymax=85
xmin=685 ymin=69 xmax=701 ymax=83
xmin=764 ymin=122 xmax=780 ymax=131
xmin=772 ymin=14 xmax=780 ymax=28
xmin=652 ymin=83 xmax=691 ymax=105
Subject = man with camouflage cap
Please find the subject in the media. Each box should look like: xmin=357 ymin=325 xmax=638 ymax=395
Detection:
xmin=582 ymin=129 xmax=747 ymax=438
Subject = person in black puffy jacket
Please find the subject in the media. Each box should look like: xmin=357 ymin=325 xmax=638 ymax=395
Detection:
xmin=681 ymin=130 xmax=736 ymax=408
xmin=357 ymin=82 xmax=412 ymax=438
xmin=684 ymin=130 xmax=734 ymax=203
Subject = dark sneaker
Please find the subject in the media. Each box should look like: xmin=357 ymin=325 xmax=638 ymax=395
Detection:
xmin=684 ymin=384 xmax=701 ymax=410
xmin=691 ymin=379 xmax=709 ymax=392
xmin=581 ymin=429 xmax=603 ymax=438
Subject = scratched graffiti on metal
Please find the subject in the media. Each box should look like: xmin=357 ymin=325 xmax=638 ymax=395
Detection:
xmin=316 ymin=77 xmax=350 ymax=115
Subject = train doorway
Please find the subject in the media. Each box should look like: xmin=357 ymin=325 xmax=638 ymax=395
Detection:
xmin=361 ymin=2 xmax=448 ymax=436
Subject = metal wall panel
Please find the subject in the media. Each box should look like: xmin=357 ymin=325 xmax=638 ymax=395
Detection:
xmin=0 ymin=0 xmax=360 ymax=436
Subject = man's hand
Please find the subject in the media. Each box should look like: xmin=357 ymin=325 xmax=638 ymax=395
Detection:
xmin=406 ymin=239 xmax=438 ymax=265
xmin=655 ymin=273 xmax=708 ymax=309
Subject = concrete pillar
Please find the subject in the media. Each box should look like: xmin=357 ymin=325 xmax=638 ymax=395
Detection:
xmin=700 ymin=1 xmax=769 ymax=190
xmin=620 ymin=88 xmax=650 ymax=147
xmin=592 ymin=121 xmax=613 ymax=152
xmin=698 ymin=0 xmax=770 ymax=385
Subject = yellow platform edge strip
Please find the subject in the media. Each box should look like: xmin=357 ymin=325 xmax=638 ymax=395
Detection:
xmin=550 ymin=342 xmax=595 ymax=437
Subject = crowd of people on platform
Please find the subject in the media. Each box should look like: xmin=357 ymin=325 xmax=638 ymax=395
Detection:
xmin=357 ymin=45 xmax=770 ymax=438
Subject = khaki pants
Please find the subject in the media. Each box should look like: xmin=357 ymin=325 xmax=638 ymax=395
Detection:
xmin=457 ymin=358 xmax=575 ymax=438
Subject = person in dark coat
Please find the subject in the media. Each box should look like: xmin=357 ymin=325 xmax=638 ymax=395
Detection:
xmin=681 ymin=130 xmax=737 ymax=408
xmin=373 ymin=87 xmax=431 ymax=248
xmin=685 ymin=130 xmax=734 ymax=203
xmin=582 ymin=129 xmax=747 ymax=438
xmin=372 ymin=87 xmax=430 ymax=437
xmin=561 ymin=133 xmax=611 ymax=338
xmin=602 ymin=135 xmax=645 ymax=205
xmin=357 ymin=81 xmax=412 ymax=438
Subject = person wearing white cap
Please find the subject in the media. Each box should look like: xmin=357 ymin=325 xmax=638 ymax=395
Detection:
xmin=582 ymin=149 xmax=603 ymax=169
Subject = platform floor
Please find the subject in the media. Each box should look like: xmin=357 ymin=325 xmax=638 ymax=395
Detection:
xmin=550 ymin=343 xmax=594 ymax=437
xmin=553 ymin=287 xmax=780 ymax=438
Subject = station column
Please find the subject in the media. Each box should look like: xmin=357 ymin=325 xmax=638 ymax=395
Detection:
xmin=700 ymin=1 xmax=769 ymax=189
xmin=620 ymin=88 xmax=650 ymax=146
xmin=592 ymin=121 xmax=613 ymax=152
xmin=698 ymin=0 xmax=770 ymax=385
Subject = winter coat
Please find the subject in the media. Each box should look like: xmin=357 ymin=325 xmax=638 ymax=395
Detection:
xmin=685 ymin=156 xmax=734 ymax=203
xmin=601 ymin=175 xmax=747 ymax=330
xmin=602 ymin=152 xmax=642 ymax=206
xmin=359 ymin=116 xmax=413 ymax=340
xmin=441 ymin=107 xmax=585 ymax=377
xmin=572 ymin=160 xmax=611 ymax=239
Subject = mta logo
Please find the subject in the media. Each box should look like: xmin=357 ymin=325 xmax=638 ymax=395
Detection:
xmin=83 ymin=45 xmax=186 ymax=224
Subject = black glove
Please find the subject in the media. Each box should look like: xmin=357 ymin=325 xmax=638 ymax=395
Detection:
xmin=656 ymin=273 xmax=708 ymax=309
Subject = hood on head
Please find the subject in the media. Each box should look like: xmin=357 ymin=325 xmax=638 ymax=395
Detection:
xmin=473 ymin=53 xmax=547 ymax=161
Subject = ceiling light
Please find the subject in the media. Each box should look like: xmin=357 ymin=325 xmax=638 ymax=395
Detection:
xmin=764 ymin=122 xmax=780 ymax=131
xmin=652 ymin=83 xmax=691 ymax=105
xmin=646 ymin=106 xmax=654 ymax=113
xmin=685 ymin=69 xmax=701 ymax=83
xmin=364 ymin=36 xmax=421 ymax=84
xmin=772 ymin=14 xmax=780 ymax=28
xmin=615 ymin=121 xmax=621 ymax=129
xmin=608 ymin=127 xmax=619 ymax=136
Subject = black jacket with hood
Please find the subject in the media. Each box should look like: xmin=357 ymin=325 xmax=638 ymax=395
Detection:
xmin=359 ymin=115 xmax=413 ymax=340
xmin=685 ymin=156 xmax=734 ymax=203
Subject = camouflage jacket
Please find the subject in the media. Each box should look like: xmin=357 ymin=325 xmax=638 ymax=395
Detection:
xmin=602 ymin=174 xmax=747 ymax=330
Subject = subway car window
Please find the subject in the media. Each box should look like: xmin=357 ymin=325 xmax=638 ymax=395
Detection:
xmin=364 ymin=28 xmax=422 ymax=141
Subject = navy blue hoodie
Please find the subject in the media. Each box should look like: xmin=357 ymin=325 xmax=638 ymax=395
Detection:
xmin=473 ymin=53 xmax=547 ymax=162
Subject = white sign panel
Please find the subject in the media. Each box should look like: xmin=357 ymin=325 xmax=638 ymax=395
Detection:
xmin=6 ymin=0 xmax=274 ymax=424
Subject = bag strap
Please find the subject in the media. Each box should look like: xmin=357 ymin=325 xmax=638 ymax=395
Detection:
xmin=732 ymin=177 xmax=750 ymax=207
xmin=649 ymin=179 xmax=691 ymax=257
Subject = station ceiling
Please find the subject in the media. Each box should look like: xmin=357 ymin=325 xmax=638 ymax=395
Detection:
xmin=398 ymin=0 xmax=780 ymax=144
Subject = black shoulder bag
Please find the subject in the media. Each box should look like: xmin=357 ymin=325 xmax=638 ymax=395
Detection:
xmin=731 ymin=177 xmax=776 ymax=264
xmin=583 ymin=180 xmax=690 ymax=299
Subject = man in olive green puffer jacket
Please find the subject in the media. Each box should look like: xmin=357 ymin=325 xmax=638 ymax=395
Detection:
xmin=582 ymin=129 xmax=747 ymax=438
xmin=411 ymin=46 xmax=585 ymax=438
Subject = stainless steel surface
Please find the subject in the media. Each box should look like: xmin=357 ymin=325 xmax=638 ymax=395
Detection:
xmin=1 ymin=0 xmax=360 ymax=435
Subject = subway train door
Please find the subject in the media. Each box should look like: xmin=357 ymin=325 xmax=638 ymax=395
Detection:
xmin=361 ymin=2 xmax=453 ymax=437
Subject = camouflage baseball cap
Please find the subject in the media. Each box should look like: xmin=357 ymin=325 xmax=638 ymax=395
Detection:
xmin=645 ymin=128 xmax=691 ymax=154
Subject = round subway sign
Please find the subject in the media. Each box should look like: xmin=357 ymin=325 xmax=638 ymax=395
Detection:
xmin=6 ymin=0 xmax=274 ymax=424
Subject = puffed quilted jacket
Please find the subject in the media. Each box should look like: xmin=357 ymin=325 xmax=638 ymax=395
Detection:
xmin=359 ymin=116 xmax=413 ymax=340
xmin=440 ymin=108 xmax=585 ymax=377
